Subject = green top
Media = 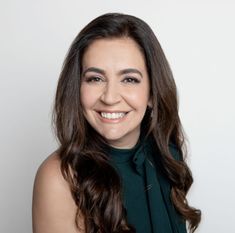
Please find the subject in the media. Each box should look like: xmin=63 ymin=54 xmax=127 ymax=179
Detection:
xmin=107 ymin=135 xmax=187 ymax=233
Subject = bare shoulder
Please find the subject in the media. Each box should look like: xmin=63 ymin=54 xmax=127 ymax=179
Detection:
xmin=32 ymin=151 xmax=84 ymax=233
xmin=33 ymin=152 xmax=69 ymax=199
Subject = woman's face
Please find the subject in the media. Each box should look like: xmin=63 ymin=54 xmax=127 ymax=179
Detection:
xmin=80 ymin=37 xmax=152 ymax=149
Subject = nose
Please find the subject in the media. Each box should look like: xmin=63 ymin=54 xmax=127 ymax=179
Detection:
xmin=100 ymin=81 xmax=121 ymax=105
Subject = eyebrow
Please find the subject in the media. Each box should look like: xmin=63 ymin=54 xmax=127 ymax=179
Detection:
xmin=82 ymin=67 xmax=143 ymax=78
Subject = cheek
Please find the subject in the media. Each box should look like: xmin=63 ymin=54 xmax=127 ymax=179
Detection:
xmin=80 ymin=85 xmax=90 ymax=109
xmin=80 ymin=85 xmax=100 ymax=109
xmin=125 ymin=86 xmax=150 ymax=107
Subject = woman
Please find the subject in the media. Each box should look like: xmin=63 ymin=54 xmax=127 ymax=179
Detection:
xmin=32 ymin=12 xmax=201 ymax=233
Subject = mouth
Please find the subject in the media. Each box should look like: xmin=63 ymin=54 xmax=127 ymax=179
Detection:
xmin=96 ymin=111 xmax=129 ymax=122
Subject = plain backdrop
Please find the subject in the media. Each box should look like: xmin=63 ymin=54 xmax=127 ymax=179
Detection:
xmin=1 ymin=0 xmax=234 ymax=232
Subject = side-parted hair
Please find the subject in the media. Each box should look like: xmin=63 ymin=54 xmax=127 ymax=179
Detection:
xmin=52 ymin=12 xmax=201 ymax=233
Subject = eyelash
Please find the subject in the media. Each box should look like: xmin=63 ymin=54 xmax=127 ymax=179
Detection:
xmin=85 ymin=76 xmax=102 ymax=83
xmin=84 ymin=76 xmax=141 ymax=84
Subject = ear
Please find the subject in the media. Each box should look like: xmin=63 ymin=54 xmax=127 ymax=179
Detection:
xmin=147 ymin=96 xmax=153 ymax=108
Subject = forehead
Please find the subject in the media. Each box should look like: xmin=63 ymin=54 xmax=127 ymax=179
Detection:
xmin=82 ymin=37 xmax=146 ymax=71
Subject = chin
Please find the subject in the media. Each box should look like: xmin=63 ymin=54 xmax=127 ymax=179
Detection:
xmin=101 ymin=133 xmax=125 ymax=142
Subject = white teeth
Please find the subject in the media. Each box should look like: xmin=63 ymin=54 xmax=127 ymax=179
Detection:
xmin=100 ymin=112 xmax=126 ymax=119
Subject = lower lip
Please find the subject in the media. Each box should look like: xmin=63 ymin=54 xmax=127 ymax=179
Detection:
xmin=96 ymin=112 xmax=129 ymax=123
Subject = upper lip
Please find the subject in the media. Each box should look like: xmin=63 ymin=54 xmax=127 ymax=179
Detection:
xmin=96 ymin=110 xmax=129 ymax=113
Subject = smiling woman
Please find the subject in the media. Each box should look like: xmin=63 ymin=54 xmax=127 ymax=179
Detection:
xmin=32 ymin=13 xmax=201 ymax=233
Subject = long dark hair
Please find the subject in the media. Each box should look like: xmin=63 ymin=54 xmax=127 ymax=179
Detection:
xmin=52 ymin=12 xmax=201 ymax=233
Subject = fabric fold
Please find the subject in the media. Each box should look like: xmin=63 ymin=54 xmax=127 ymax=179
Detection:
xmin=107 ymin=134 xmax=187 ymax=233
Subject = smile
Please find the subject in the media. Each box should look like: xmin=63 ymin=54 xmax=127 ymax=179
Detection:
xmin=96 ymin=111 xmax=129 ymax=123
xmin=100 ymin=112 xmax=126 ymax=119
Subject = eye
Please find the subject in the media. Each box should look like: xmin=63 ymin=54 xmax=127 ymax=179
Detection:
xmin=84 ymin=76 xmax=103 ymax=83
xmin=122 ymin=77 xmax=141 ymax=84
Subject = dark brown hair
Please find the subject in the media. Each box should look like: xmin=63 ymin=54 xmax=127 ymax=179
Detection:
xmin=52 ymin=12 xmax=201 ymax=233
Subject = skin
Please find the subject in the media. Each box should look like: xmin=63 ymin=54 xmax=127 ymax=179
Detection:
xmin=80 ymin=37 xmax=152 ymax=149
xmin=32 ymin=153 xmax=84 ymax=233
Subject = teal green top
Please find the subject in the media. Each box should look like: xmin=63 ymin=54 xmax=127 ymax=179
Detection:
xmin=107 ymin=135 xmax=187 ymax=233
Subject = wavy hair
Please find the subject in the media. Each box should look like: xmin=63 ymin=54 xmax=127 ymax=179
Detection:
xmin=52 ymin=12 xmax=201 ymax=233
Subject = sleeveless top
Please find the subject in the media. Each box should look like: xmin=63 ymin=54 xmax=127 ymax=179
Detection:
xmin=106 ymin=135 xmax=187 ymax=233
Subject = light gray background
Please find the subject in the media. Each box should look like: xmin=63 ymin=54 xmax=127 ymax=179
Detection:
xmin=1 ymin=1 xmax=234 ymax=232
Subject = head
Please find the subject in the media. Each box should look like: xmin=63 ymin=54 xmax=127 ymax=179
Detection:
xmin=80 ymin=37 xmax=152 ymax=149
xmin=54 ymin=12 xmax=178 ymax=149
